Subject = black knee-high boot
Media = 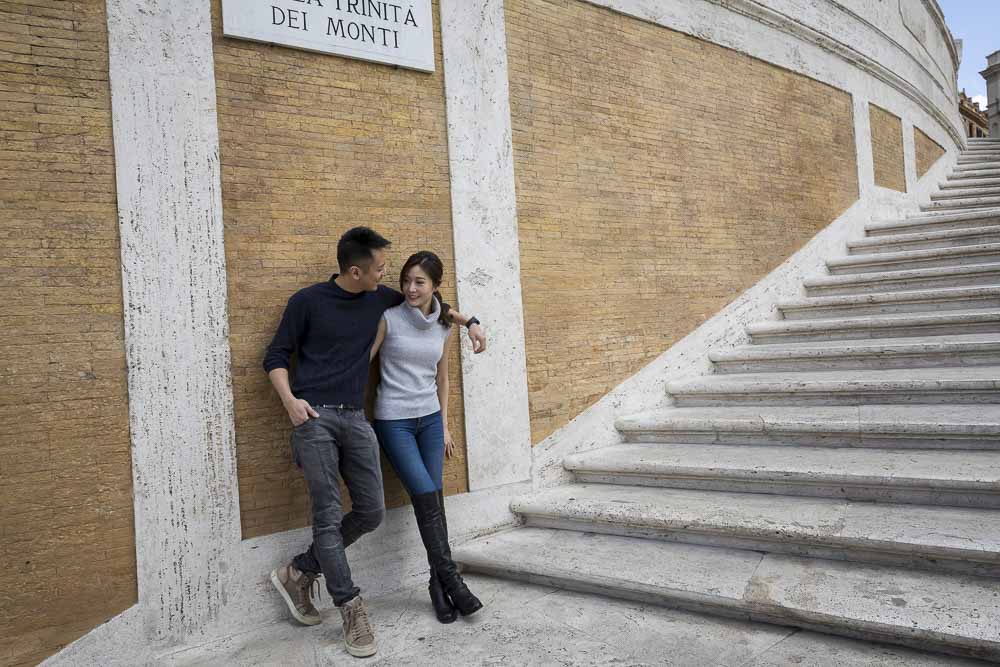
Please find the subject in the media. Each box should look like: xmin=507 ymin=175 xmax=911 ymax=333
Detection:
xmin=419 ymin=493 xmax=457 ymax=623
xmin=411 ymin=491 xmax=483 ymax=617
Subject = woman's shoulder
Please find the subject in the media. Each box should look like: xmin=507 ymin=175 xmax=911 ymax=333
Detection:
xmin=382 ymin=303 xmax=407 ymax=320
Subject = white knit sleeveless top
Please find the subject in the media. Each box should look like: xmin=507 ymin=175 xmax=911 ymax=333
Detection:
xmin=374 ymin=301 xmax=451 ymax=420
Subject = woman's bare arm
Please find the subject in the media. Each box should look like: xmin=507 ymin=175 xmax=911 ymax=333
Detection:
xmin=370 ymin=317 xmax=387 ymax=361
xmin=436 ymin=328 xmax=455 ymax=458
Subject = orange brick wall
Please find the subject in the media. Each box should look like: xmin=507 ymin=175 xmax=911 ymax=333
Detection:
xmin=915 ymin=126 xmax=946 ymax=179
xmin=209 ymin=0 xmax=468 ymax=539
xmin=0 ymin=3 xmax=136 ymax=666
xmin=870 ymin=103 xmax=907 ymax=192
xmin=505 ymin=0 xmax=860 ymax=444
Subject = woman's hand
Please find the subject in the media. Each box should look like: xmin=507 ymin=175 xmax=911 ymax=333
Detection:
xmin=444 ymin=429 xmax=455 ymax=459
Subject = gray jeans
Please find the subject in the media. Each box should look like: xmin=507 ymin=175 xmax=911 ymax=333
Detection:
xmin=290 ymin=407 xmax=385 ymax=606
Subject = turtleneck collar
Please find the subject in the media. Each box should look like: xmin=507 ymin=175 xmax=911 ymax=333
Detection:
xmin=402 ymin=297 xmax=440 ymax=330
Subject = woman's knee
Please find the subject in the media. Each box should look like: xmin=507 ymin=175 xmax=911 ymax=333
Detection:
xmin=404 ymin=474 xmax=439 ymax=497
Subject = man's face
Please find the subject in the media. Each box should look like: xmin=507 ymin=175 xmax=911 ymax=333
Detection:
xmin=356 ymin=249 xmax=386 ymax=292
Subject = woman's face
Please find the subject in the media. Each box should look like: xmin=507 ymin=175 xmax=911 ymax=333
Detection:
xmin=402 ymin=264 xmax=437 ymax=311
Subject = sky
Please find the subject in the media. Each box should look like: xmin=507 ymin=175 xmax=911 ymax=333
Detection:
xmin=938 ymin=0 xmax=999 ymax=110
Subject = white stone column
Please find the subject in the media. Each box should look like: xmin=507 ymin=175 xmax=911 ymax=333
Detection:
xmin=853 ymin=96 xmax=876 ymax=197
xmin=105 ymin=0 xmax=240 ymax=641
xmin=902 ymin=119 xmax=918 ymax=191
xmin=439 ymin=0 xmax=533 ymax=490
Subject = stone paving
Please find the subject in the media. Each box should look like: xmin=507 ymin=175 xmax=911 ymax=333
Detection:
xmin=161 ymin=574 xmax=984 ymax=666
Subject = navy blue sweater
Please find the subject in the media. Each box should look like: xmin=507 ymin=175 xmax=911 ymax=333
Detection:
xmin=263 ymin=276 xmax=403 ymax=407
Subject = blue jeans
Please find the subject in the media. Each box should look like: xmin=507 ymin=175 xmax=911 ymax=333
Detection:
xmin=290 ymin=407 xmax=385 ymax=606
xmin=373 ymin=411 xmax=445 ymax=496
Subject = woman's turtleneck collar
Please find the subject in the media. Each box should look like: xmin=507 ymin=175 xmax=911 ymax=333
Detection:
xmin=402 ymin=297 xmax=440 ymax=330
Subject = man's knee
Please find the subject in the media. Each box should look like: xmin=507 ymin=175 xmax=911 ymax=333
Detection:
xmin=353 ymin=506 xmax=384 ymax=533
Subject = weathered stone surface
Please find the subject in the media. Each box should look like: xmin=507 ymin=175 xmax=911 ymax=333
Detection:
xmin=510 ymin=484 xmax=1000 ymax=575
xmin=805 ymin=263 xmax=1000 ymax=296
xmin=455 ymin=530 xmax=1000 ymax=661
xmin=710 ymin=334 xmax=1000 ymax=373
xmin=776 ymin=287 xmax=1000 ymax=319
xmin=923 ymin=195 xmax=1000 ymax=211
xmin=828 ymin=243 xmax=1000 ymax=274
xmin=867 ymin=209 xmax=1000 ymax=234
xmin=667 ymin=366 xmax=1000 ymax=406
xmin=848 ymin=226 xmax=1000 ymax=253
xmin=747 ymin=310 xmax=1000 ymax=344
xmin=159 ymin=573 xmax=983 ymax=666
xmin=566 ymin=442 xmax=1000 ymax=507
xmin=617 ymin=404 xmax=1000 ymax=449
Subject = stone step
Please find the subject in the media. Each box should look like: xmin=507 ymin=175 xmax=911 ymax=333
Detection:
xmin=931 ymin=185 xmax=1000 ymax=200
xmin=777 ymin=287 xmax=1000 ymax=320
xmin=747 ymin=309 xmax=1000 ymax=343
xmin=848 ymin=225 xmax=1000 ymax=254
xmin=939 ymin=177 xmax=1000 ymax=190
xmin=709 ymin=334 xmax=1000 ymax=372
xmin=826 ymin=243 xmax=1000 ymax=275
xmin=956 ymin=153 xmax=1000 ymax=165
xmin=951 ymin=159 xmax=1000 ymax=172
xmin=564 ymin=442 xmax=1000 ymax=508
xmin=615 ymin=405 xmax=1000 ymax=450
xmin=921 ymin=195 xmax=1000 ymax=212
xmin=948 ymin=167 xmax=1000 ymax=180
xmin=507 ymin=484 xmax=1000 ymax=577
xmin=958 ymin=149 xmax=1000 ymax=157
xmin=666 ymin=366 xmax=1000 ymax=406
xmin=803 ymin=263 xmax=1000 ymax=296
xmin=866 ymin=209 xmax=1000 ymax=237
xmin=454 ymin=528 xmax=1000 ymax=661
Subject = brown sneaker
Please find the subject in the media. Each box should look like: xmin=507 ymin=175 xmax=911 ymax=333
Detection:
xmin=340 ymin=596 xmax=377 ymax=658
xmin=270 ymin=564 xmax=321 ymax=626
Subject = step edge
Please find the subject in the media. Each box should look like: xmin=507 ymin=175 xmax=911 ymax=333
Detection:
xmin=454 ymin=540 xmax=1000 ymax=661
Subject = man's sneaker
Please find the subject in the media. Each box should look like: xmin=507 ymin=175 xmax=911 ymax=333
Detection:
xmin=270 ymin=564 xmax=321 ymax=626
xmin=340 ymin=596 xmax=377 ymax=658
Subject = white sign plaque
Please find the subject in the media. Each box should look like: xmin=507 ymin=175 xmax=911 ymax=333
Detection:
xmin=222 ymin=0 xmax=435 ymax=72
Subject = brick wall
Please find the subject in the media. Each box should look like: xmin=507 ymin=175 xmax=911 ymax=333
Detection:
xmin=914 ymin=126 xmax=946 ymax=179
xmin=870 ymin=103 xmax=907 ymax=192
xmin=209 ymin=0 xmax=468 ymax=539
xmin=505 ymin=0 xmax=860 ymax=444
xmin=0 ymin=3 xmax=136 ymax=666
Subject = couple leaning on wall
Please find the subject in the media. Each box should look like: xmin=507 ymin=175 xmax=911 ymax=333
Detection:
xmin=262 ymin=226 xmax=488 ymax=658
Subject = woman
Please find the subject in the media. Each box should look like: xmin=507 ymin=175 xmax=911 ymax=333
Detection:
xmin=369 ymin=251 xmax=483 ymax=623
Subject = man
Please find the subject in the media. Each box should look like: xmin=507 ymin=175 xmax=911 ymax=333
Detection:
xmin=263 ymin=227 xmax=485 ymax=658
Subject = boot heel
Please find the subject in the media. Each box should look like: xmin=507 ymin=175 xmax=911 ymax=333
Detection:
xmin=429 ymin=573 xmax=457 ymax=623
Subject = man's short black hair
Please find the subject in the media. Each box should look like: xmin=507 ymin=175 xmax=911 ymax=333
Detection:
xmin=337 ymin=226 xmax=391 ymax=272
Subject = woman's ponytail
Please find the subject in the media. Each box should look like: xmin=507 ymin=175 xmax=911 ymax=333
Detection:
xmin=434 ymin=290 xmax=452 ymax=328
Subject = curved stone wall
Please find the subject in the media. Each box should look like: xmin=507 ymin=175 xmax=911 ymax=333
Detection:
xmin=507 ymin=0 xmax=861 ymax=443
xmin=513 ymin=0 xmax=962 ymax=443
xmin=592 ymin=0 xmax=962 ymax=151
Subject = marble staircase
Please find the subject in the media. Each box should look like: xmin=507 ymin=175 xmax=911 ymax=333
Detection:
xmin=454 ymin=138 xmax=1000 ymax=663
